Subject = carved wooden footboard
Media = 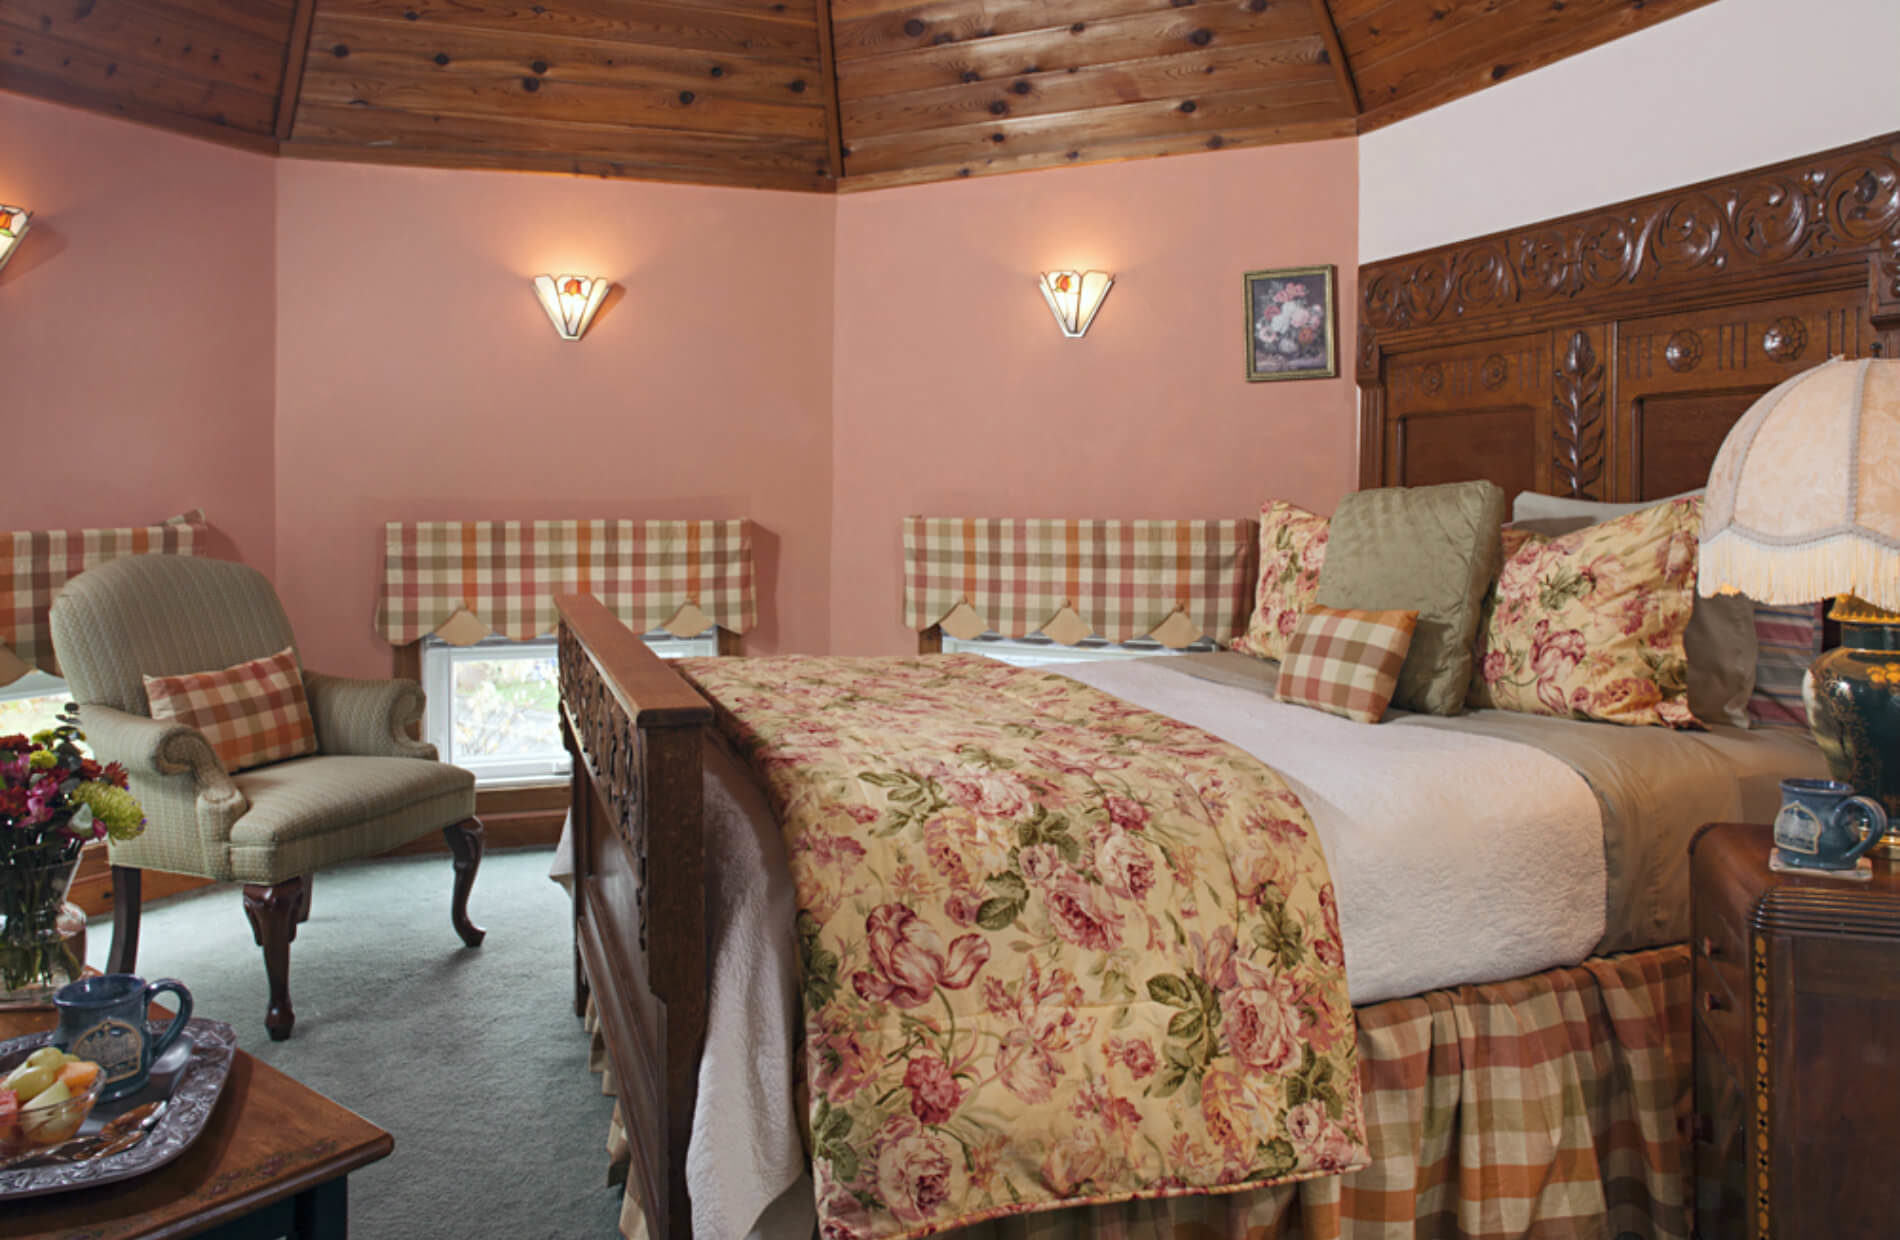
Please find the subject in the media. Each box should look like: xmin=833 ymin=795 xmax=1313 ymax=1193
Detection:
xmin=557 ymin=593 xmax=711 ymax=1240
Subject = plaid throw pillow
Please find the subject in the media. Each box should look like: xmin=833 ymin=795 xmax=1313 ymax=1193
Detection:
xmin=1748 ymin=602 xmax=1825 ymax=728
xmin=1275 ymin=605 xmax=1419 ymax=723
xmin=143 ymin=646 xmax=317 ymax=773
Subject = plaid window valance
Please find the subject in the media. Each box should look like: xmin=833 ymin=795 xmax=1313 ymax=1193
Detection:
xmin=1 ymin=510 xmax=207 ymax=685
xmin=904 ymin=517 xmax=1259 ymax=646
xmin=375 ymin=519 xmax=757 ymax=645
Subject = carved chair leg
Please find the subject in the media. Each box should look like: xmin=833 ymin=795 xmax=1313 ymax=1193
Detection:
xmin=443 ymin=818 xmax=486 ymax=948
xmin=107 ymin=866 xmax=142 ymax=975
xmin=242 ymin=877 xmax=305 ymax=1042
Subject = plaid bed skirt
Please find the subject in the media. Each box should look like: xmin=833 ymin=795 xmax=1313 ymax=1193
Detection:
xmin=586 ymin=945 xmax=1692 ymax=1240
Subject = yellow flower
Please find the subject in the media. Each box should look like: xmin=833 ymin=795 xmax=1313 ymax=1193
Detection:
xmin=27 ymin=750 xmax=56 ymax=770
xmin=70 ymin=782 xmax=145 ymax=841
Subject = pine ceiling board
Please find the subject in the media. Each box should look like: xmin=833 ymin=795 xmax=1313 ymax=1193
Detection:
xmin=295 ymin=65 xmax=828 ymax=137
xmin=134 ymin=0 xmax=297 ymax=46
xmin=0 ymin=21 xmax=280 ymax=131
xmin=300 ymin=14 xmax=824 ymax=104
xmin=841 ymin=36 xmax=1330 ymax=140
xmin=843 ymin=77 xmax=1343 ymax=174
xmin=835 ymin=1 xmax=1320 ymax=101
xmin=313 ymin=0 xmax=821 ymax=62
xmin=5 ymin=0 xmax=290 ymax=97
xmin=829 ymin=0 xmax=1191 ymax=60
xmin=839 ymin=109 xmax=1352 ymax=189
xmin=1349 ymin=0 xmax=1716 ymax=123
xmin=288 ymin=100 xmax=831 ymax=176
xmin=284 ymin=135 xmax=833 ymax=188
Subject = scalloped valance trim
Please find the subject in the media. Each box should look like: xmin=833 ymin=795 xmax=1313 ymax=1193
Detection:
xmin=904 ymin=517 xmax=1259 ymax=646
xmin=1 ymin=510 xmax=207 ymax=686
xmin=375 ymin=519 xmax=757 ymax=646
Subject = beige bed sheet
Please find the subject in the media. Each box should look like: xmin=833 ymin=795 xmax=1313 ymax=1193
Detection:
xmin=1155 ymin=652 xmax=1826 ymax=953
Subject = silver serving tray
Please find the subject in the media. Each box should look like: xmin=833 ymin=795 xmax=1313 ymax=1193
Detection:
xmin=0 ymin=1017 xmax=236 ymax=1200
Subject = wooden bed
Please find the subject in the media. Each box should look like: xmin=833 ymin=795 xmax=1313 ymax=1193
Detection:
xmin=557 ymin=130 xmax=1900 ymax=1240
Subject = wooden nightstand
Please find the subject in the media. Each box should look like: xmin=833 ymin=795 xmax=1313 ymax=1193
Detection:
xmin=1689 ymin=822 xmax=1900 ymax=1239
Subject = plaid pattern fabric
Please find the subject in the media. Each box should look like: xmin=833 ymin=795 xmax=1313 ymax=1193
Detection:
xmin=375 ymin=519 xmax=756 ymax=644
xmin=903 ymin=517 xmax=1258 ymax=644
xmin=584 ymin=944 xmax=1691 ymax=1240
xmin=1748 ymin=602 xmax=1824 ymax=728
xmin=0 ymin=510 xmax=205 ymax=681
xmin=143 ymin=646 xmax=317 ymax=774
xmin=1276 ymin=605 xmax=1418 ymax=723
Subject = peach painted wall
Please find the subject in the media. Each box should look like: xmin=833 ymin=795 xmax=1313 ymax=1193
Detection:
xmin=829 ymin=140 xmax=1360 ymax=655
xmin=0 ymin=94 xmax=276 ymax=571
xmin=272 ymin=161 xmax=835 ymax=678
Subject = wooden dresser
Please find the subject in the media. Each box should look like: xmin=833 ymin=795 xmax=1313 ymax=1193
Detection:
xmin=1689 ymin=822 xmax=1900 ymax=1239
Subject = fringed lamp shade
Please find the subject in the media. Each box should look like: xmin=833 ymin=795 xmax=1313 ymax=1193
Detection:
xmin=1700 ymin=355 xmax=1900 ymax=868
xmin=1699 ymin=357 xmax=1900 ymax=611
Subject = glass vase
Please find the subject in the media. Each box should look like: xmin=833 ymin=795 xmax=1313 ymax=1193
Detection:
xmin=0 ymin=856 xmax=88 ymax=1007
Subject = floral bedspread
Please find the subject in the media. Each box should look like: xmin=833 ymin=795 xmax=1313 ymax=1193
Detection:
xmin=674 ymin=654 xmax=1366 ymax=1240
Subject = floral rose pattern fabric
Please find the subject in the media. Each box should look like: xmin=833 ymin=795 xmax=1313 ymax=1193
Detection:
xmin=1229 ymin=502 xmax=1330 ymax=664
xmin=1469 ymin=496 xmax=1701 ymax=729
xmin=675 ymin=654 xmax=1365 ymax=1240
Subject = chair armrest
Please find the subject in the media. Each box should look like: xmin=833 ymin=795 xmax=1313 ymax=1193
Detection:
xmin=302 ymin=671 xmax=437 ymax=760
xmin=79 ymin=705 xmax=249 ymax=866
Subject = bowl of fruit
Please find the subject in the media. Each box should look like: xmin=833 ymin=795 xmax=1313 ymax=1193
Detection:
xmin=0 ymin=1046 xmax=105 ymax=1156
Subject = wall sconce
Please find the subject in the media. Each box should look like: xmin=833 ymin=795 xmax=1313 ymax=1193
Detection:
xmin=0 ymin=205 xmax=32 ymax=274
xmin=1038 ymin=270 xmax=1114 ymax=338
xmin=532 ymin=273 xmax=611 ymax=341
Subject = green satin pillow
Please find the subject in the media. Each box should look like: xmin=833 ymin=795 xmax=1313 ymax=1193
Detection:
xmin=1314 ymin=481 xmax=1507 ymax=716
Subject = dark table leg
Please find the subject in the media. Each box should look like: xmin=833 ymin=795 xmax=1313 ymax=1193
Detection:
xmin=291 ymin=1177 xmax=347 ymax=1240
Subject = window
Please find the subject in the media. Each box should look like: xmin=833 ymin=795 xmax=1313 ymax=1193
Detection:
xmin=0 ymin=669 xmax=74 ymax=740
xmin=421 ymin=630 xmax=717 ymax=786
xmin=941 ymin=631 xmax=1214 ymax=668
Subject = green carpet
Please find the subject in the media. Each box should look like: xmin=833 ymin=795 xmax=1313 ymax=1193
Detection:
xmin=85 ymin=848 xmax=625 ymax=1239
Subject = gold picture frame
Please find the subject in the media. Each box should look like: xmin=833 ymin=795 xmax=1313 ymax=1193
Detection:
xmin=1244 ymin=265 xmax=1338 ymax=382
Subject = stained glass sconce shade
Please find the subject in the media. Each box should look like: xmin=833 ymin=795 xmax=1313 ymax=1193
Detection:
xmin=532 ymin=274 xmax=611 ymax=341
xmin=0 ymin=206 xmax=31 ymax=274
xmin=1038 ymin=270 xmax=1114 ymax=338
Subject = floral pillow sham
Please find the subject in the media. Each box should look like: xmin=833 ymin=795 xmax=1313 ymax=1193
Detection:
xmin=1230 ymin=501 xmax=1329 ymax=664
xmin=1469 ymin=496 xmax=1702 ymax=729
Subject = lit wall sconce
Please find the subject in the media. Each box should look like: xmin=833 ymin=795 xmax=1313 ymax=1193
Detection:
xmin=532 ymin=273 xmax=611 ymax=341
xmin=1038 ymin=269 xmax=1114 ymax=338
xmin=0 ymin=205 xmax=32 ymax=274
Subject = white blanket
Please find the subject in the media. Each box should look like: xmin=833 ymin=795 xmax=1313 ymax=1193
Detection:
xmin=579 ymin=662 xmax=1608 ymax=1240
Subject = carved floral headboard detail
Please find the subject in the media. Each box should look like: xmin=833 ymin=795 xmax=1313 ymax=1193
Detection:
xmin=1355 ymin=132 xmax=1900 ymax=502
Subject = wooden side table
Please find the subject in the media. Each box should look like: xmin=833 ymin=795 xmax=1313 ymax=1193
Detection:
xmin=0 ymin=1005 xmax=392 ymax=1240
xmin=1689 ymin=822 xmax=1900 ymax=1239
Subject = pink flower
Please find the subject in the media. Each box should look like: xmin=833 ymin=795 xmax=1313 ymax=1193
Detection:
xmin=992 ymin=958 xmax=1091 ymax=1103
xmin=874 ymin=1115 xmax=963 ymax=1225
xmin=1109 ymin=1036 xmax=1157 ymax=1079
xmin=1018 ymin=842 xmax=1064 ymax=884
xmin=1286 ymin=1100 xmax=1363 ymax=1173
xmin=1276 ymin=607 xmax=1300 ymax=639
xmin=1039 ymin=1124 xmax=1108 ymax=1197
xmin=902 ymin=1055 xmax=963 ymax=1125
xmin=1095 ymin=831 xmax=1156 ymax=902
xmin=1220 ymin=959 xmax=1303 ymax=1073
xmin=1043 ymin=874 xmax=1123 ymax=952
xmin=811 ymin=1010 xmax=880 ymax=1104
xmin=942 ymin=888 xmax=985 ymax=925
xmin=938 ymin=767 xmax=1031 ymax=818
xmin=817 ymin=1182 xmax=872 ymax=1240
xmin=1481 ymin=649 xmax=1509 ymax=685
xmin=851 ymin=904 xmax=990 ymax=1009
xmin=1102 ymin=793 xmax=1149 ymax=832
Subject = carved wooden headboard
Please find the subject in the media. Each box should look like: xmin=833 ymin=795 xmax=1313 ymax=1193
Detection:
xmin=1355 ymin=132 xmax=1900 ymax=500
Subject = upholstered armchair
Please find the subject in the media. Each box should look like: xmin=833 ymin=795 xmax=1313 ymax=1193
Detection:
xmin=49 ymin=555 xmax=485 ymax=1040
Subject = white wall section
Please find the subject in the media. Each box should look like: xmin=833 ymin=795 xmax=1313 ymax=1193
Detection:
xmin=1358 ymin=0 xmax=1900 ymax=261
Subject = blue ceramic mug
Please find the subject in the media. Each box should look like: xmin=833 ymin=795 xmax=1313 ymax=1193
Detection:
xmin=51 ymin=974 xmax=192 ymax=1101
xmin=1774 ymin=778 xmax=1890 ymax=871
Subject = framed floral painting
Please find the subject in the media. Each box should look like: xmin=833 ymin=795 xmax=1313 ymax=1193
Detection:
xmin=1244 ymin=265 xmax=1337 ymax=382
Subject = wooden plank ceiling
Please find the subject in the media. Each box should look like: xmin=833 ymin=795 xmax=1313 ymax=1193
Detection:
xmin=1 ymin=0 xmax=1716 ymax=191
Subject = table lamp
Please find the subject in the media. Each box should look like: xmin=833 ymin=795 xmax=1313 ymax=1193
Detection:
xmin=1700 ymin=355 xmax=1900 ymax=862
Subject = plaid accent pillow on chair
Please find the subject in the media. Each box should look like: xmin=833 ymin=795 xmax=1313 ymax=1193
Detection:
xmin=143 ymin=646 xmax=318 ymax=773
xmin=1275 ymin=605 xmax=1419 ymax=723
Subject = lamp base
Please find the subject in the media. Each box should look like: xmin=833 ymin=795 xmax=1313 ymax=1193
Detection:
xmin=1805 ymin=602 xmax=1900 ymax=860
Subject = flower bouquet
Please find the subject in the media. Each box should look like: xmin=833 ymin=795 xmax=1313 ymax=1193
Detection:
xmin=0 ymin=715 xmax=144 ymax=1001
